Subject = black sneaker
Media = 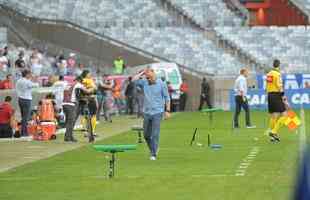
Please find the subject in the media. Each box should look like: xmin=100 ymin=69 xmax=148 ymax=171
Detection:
xmin=64 ymin=138 xmax=77 ymax=143
xmin=269 ymin=133 xmax=280 ymax=142
xmin=88 ymin=136 xmax=95 ymax=143
xmin=233 ymin=125 xmax=240 ymax=129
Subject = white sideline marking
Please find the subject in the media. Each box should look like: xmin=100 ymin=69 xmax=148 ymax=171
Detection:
xmin=0 ymin=174 xmax=232 ymax=181
xmin=23 ymin=156 xmax=37 ymax=159
xmin=234 ymin=147 xmax=260 ymax=177
xmin=0 ymin=136 xmax=33 ymax=142
xmin=26 ymin=146 xmax=45 ymax=149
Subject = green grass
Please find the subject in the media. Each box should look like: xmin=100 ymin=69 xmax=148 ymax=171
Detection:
xmin=0 ymin=110 xmax=309 ymax=200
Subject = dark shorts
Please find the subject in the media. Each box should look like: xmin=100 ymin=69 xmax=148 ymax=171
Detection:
xmin=87 ymin=98 xmax=97 ymax=115
xmin=0 ymin=123 xmax=13 ymax=138
xmin=78 ymin=97 xmax=97 ymax=116
xmin=268 ymin=92 xmax=286 ymax=113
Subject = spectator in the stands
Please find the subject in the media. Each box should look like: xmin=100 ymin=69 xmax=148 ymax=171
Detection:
xmin=2 ymin=46 xmax=9 ymax=56
xmin=113 ymin=56 xmax=125 ymax=74
xmin=57 ymin=59 xmax=67 ymax=76
xmin=0 ymin=96 xmax=15 ymax=138
xmin=30 ymin=50 xmax=43 ymax=76
xmin=67 ymin=53 xmax=76 ymax=75
xmin=44 ymin=75 xmax=57 ymax=87
xmin=0 ymin=74 xmax=14 ymax=90
xmin=0 ymin=56 xmax=8 ymax=80
xmin=15 ymin=51 xmax=26 ymax=69
xmin=16 ymin=70 xmax=40 ymax=137
xmin=2 ymin=46 xmax=11 ymax=68
xmin=74 ymin=63 xmax=84 ymax=77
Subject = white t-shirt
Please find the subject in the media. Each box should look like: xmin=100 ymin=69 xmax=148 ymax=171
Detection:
xmin=234 ymin=75 xmax=247 ymax=96
xmin=16 ymin=78 xmax=40 ymax=100
xmin=31 ymin=63 xmax=43 ymax=76
xmin=62 ymin=82 xmax=86 ymax=106
xmin=53 ymin=80 xmax=68 ymax=109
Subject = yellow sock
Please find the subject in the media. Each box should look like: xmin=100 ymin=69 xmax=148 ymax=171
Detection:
xmin=271 ymin=116 xmax=287 ymax=134
xmin=81 ymin=117 xmax=86 ymax=130
xmin=269 ymin=118 xmax=276 ymax=130
xmin=91 ymin=116 xmax=97 ymax=132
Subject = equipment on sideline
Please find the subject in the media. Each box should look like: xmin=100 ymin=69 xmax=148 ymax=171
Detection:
xmin=190 ymin=108 xmax=223 ymax=147
xmin=93 ymin=144 xmax=137 ymax=178
xmin=131 ymin=125 xmax=144 ymax=143
xmin=27 ymin=97 xmax=57 ymax=141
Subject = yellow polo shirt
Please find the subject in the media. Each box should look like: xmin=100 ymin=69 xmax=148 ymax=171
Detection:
xmin=266 ymin=68 xmax=283 ymax=93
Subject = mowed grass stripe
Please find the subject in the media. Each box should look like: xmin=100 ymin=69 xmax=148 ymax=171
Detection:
xmin=0 ymin=111 xmax=308 ymax=200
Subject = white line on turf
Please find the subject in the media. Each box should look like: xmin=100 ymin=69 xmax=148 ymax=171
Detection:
xmin=0 ymin=174 xmax=233 ymax=181
xmin=234 ymin=146 xmax=260 ymax=177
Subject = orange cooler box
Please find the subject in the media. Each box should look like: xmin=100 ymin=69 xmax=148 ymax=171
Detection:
xmin=33 ymin=122 xmax=56 ymax=141
xmin=27 ymin=122 xmax=39 ymax=136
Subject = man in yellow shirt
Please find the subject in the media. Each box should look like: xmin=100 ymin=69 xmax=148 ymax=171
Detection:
xmin=266 ymin=59 xmax=288 ymax=142
xmin=78 ymin=70 xmax=98 ymax=140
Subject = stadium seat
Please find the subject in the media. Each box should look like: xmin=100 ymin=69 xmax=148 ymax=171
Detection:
xmin=214 ymin=26 xmax=310 ymax=73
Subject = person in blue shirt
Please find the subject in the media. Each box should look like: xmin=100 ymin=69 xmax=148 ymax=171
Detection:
xmin=134 ymin=68 xmax=171 ymax=160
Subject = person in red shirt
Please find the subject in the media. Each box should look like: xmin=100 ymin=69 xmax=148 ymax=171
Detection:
xmin=0 ymin=96 xmax=15 ymax=138
xmin=1 ymin=74 xmax=14 ymax=89
xmin=179 ymin=79 xmax=189 ymax=111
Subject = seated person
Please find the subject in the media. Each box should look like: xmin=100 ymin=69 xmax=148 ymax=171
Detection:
xmin=0 ymin=74 xmax=14 ymax=89
xmin=37 ymin=93 xmax=58 ymax=122
xmin=0 ymin=96 xmax=15 ymax=138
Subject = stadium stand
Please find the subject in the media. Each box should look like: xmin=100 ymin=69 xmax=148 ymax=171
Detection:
xmin=1 ymin=0 xmax=309 ymax=75
xmin=104 ymin=27 xmax=243 ymax=74
xmin=291 ymin=0 xmax=310 ymax=15
xmin=0 ymin=0 xmax=247 ymax=75
xmin=0 ymin=27 xmax=7 ymax=47
xmin=2 ymin=0 xmax=174 ymax=26
xmin=167 ymin=0 xmax=244 ymax=26
xmin=215 ymin=26 xmax=310 ymax=73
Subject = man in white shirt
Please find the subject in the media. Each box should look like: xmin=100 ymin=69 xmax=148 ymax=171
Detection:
xmin=233 ymin=68 xmax=255 ymax=129
xmin=62 ymin=76 xmax=93 ymax=142
xmin=16 ymin=70 xmax=40 ymax=136
xmin=52 ymin=75 xmax=68 ymax=110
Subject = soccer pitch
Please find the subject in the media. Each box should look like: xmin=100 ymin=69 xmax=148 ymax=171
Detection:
xmin=0 ymin=110 xmax=309 ymax=200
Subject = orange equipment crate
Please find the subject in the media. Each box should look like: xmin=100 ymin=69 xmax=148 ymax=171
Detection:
xmin=27 ymin=121 xmax=57 ymax=141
